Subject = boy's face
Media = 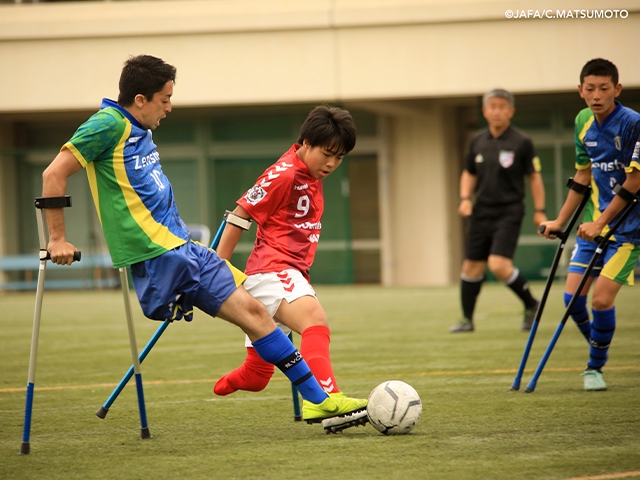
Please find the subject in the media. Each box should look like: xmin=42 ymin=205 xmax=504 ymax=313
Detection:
xmin=135 ymin=81 xmax=173 ymax=130
xmin=482 ymin=96 xmax=514 ymax=131
xmin=297 ymin=141 xmax=345 ymax=180
xmin=579 ymin=75 xmax=621 ymax=121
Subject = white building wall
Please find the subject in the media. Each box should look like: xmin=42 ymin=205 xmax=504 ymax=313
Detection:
xmin=1 ymin=0 xmax=637 ymax=285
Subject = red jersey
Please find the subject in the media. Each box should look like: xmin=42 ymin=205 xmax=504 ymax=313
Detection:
xmin=238 ymin=144 xmax=323 ymax=280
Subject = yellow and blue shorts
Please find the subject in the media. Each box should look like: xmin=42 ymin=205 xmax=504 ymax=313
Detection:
xmin=569 ymin=236 xmax=640 ymax=286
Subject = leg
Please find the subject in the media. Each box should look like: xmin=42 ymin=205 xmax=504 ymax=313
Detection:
xmin=564 ymin=272 xmax=596 ymax=342
xmin=451 ymin=259 xmax=486 ymax=332
xmin=488 ymin=255 xmax=539 ymax=330
xmin=579 ymin=241 xmax=638 ymax=391
xmin=580 ymin=276 xmax=620 ymax=392
xmin=212 ymin=286 xmax=327 ymax=404
xmin=587 ymin=276 xmax=622 ymax=369
xmin=451 ymin=209 xmax=493 ymax=332
xmin=488 ymin=203 xmax=538 ymax=330
xmin=565 ymin=238 xmax=599 ymax=341
xmin=276 ymin=296 xmax=339 ymax=394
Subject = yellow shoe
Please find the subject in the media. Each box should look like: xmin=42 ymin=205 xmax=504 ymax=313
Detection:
xmin=302 ymin=392 xmax=368 ymax=424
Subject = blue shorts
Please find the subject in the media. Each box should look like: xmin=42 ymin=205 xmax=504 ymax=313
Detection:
xmin=568 ymin=237 xmax=600 ymax=277
xmin=130 ymin=241 xmax=247 ymax=321
xmin=568 ymin=236 xmax=639 ymax=286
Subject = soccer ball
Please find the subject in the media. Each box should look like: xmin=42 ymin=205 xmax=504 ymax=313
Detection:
xmin=366 ymin=380 xmax=422 ymax=435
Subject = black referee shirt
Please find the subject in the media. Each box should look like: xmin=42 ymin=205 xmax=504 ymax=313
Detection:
xmin=465 ymin=125 xmax=538 ymax=207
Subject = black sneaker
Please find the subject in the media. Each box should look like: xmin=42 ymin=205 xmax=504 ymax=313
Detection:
xmin=522 ymin=300 xmax=540 ymax=331
xmin=450 ymin=319 xmax=474 ymax=332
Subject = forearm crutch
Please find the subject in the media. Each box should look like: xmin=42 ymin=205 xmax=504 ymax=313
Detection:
xmin=21 ymin=196 xmax=81 ymax=455
xmin=510 ymin=180 xmax=592 ymax=391
xmin=288 ymin=331 xmax=302 ymax=421
xmin=119 ymin=266 xmax=151 ymax=439
xmin=96 ymin=220 xmax=227 ymax=419
xmin=524 ymin=189 xmax=639 ymax=393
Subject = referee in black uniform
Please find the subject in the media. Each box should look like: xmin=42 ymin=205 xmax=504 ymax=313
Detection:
xmin=451 ymin=89 xmax=547 ymax=332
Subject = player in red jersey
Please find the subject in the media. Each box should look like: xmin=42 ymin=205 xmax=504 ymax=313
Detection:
xmin=213 ymin=106 xmax=368 ymax=429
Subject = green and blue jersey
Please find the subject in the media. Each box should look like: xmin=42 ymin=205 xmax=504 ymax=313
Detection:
xmin=63 ymin=99 xmax=189 ymax=267
xmin=576 ymin=102 xmax=640 ymax=244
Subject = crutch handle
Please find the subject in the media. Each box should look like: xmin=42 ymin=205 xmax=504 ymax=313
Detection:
xmin=41 ymin=251 xmax=82 ymax=262
xmin=538 ymin=225 xmax=560 ymax=235
xmin=538 ymin=225 xmax=563 ymax=239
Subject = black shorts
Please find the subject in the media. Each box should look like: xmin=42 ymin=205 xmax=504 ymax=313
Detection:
xmin=464 ymin=202 xmax=525 ymax=261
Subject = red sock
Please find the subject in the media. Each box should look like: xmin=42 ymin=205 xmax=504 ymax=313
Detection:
xmin=213 ymin=347 xmax=274 ymax=396
xmin=300 ymin=325 xmax=340 ymax=394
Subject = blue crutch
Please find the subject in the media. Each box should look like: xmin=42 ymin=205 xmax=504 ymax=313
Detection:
xmin=524 ymin=188 xmax=639 ymax=393
xmin=510 ymin=180 xmax=592 ymax=391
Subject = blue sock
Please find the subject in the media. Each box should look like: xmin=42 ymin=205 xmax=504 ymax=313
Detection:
xmin=564 ymin=292 xmax=591 ymax=342
xmin=588 ymin=307 xmax=616 ymax=370
xmin=252 ymin=329 xmax=328 ymax=404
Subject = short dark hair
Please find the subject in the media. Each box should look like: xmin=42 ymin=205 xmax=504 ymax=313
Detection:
xmin=297 ymin=106 xmax=356 ymax=155
xmin=118 ymin=55 xmax=177 ymax=106
xmin=580 ymin=58 xmax=618 ymax=85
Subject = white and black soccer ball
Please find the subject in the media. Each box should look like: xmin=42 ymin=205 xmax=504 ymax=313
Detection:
xmin=366 ymin=380 xmax=422 ymax=435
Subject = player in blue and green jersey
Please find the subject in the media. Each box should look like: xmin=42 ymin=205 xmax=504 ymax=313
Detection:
xmin=42 ymin=55 xmax=367 ymax=426
xmin=540 ymin=58 xmax=640 ymax=392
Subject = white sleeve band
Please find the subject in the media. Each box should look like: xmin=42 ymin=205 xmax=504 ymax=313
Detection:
xmin=223 ymin=210 xmax=252 ymax=230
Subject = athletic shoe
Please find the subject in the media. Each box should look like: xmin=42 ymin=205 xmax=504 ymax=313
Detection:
xmin=522 ymin=300 xmax=540 ymax=331
xmin=322 ymin=409 xmax=369 ymax=434
xmin=303 ymin=393 xmax=368 ymax=424
xmin=581 ymin=369 xmax=607 ymax=391
xmin=450 ymin=319 xmax=474 ymax=332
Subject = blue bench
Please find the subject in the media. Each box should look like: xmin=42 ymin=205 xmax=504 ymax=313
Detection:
xmin=0 ymin=253 xmax=119 ymax=290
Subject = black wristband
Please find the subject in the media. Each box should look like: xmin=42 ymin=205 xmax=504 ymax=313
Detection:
xmin=459 ymin=197 xmax=471 ymax=202
xmin=535 ymin=208 xmax=546 ymax=213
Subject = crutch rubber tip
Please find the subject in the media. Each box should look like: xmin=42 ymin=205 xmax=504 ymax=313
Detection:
xmin=20 ymin=442 xmax=30 ymax=455
xmin=141 ymin=428 xmax=151 ymax=439
xmin=293 ymin=415 xmax=303 ymax=422
xmin=523 ymin=387 xmax=534 ymax=393
xmin=95 ymin=406 xmax=109 ymax=419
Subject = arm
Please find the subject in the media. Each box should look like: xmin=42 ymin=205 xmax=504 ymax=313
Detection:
xmin=458 ymin=170 xmax=476 ymax=217
xmin=41 ymin=149 xmax=83 ymax=265
xmin=528 ymin=171 xmax=547 ymax=227
xmin=216 ymin=205 xmax=253 ymax=260
xmin=578 ymin=168 xmax=640 ymax=241
xmin=539 ymin=168 xmax=591 ymax=238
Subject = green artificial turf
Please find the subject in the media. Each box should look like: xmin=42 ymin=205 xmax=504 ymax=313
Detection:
xmin=1 ymin=283 xmax=639 ymax=479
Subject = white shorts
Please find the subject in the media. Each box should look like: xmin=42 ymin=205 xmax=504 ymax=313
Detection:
xmin=243 ymin=269 xmax=316 ymax=347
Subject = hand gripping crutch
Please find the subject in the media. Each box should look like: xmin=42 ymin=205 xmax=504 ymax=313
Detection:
xmin=510 ymin=180 xmax=592 ymax=391
xmin=20 ymin=196 xmax=81 ymax=455
xmin=524 ymin=188 xmax=639 ymax=393
xmin=96 ymin=221 xmax=227 ymax=420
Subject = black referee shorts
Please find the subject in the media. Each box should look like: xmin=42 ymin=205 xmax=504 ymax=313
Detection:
xmin=464 ymin=202 xmax=525 ymax=261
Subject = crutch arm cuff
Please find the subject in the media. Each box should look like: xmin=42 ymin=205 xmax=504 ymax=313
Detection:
xmin=566 ymin=178 xmax=590 ymax=195
xmin=613 ymin=184 xmax=640 ymax=203
xmin=223 ymin=210 xmax=252 ymax=230
xmin=34 ymin=196 xmax=72 ymax=209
